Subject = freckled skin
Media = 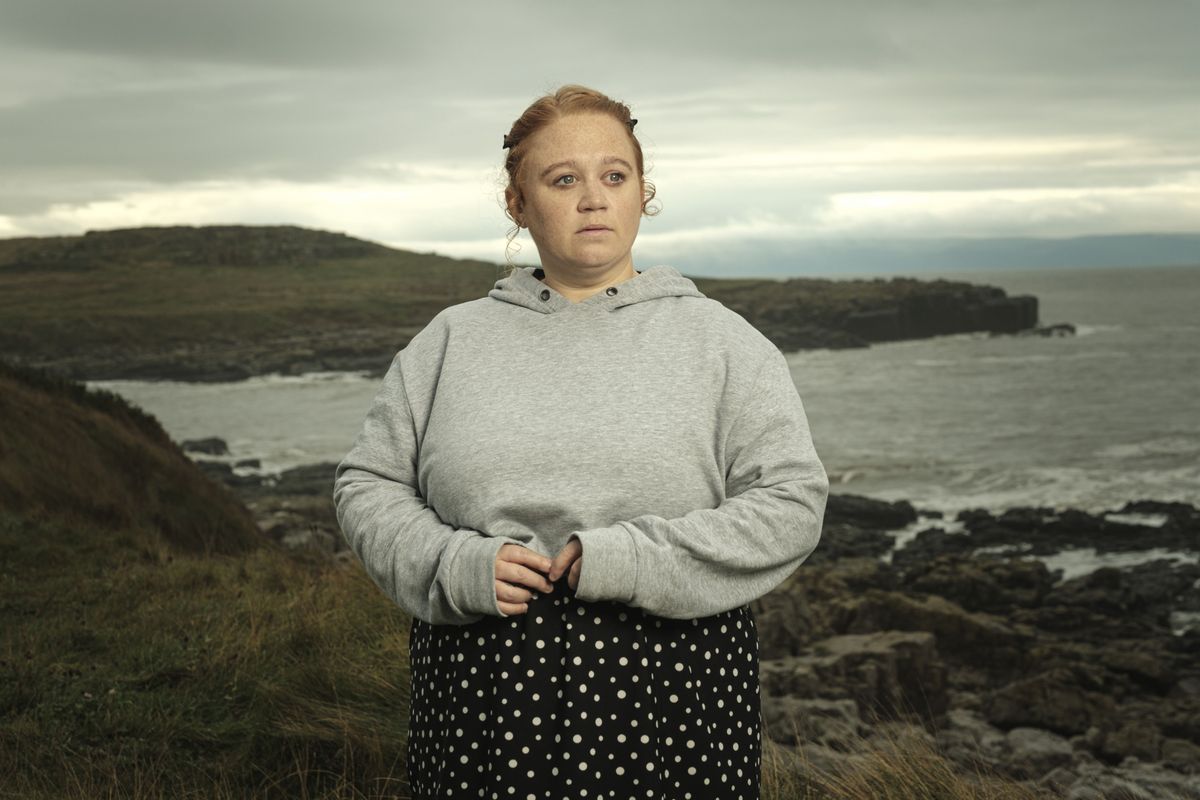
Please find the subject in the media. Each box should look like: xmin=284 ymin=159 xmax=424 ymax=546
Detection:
xmin=508 ymin=112 xmax=645 ymax=302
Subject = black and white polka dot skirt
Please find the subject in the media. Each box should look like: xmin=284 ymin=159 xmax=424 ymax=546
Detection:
xmin=405 ymin=574 xmax=762 ymax=800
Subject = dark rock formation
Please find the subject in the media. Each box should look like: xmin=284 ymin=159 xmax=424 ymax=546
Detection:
xmin=694 ymin=273 xmax=1043 ymax=352
xmin=751 ymin=493 xmax=1200 ymax=794
xmin=181 ymin=436 xmax=229 ymax=456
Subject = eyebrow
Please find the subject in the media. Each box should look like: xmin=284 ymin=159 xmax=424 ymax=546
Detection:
xmin=539 ymin=157 xmax=635 ymax=180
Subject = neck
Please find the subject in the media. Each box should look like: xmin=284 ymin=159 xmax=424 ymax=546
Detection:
xmin=536 ymin=261 xmax=638 ymax=304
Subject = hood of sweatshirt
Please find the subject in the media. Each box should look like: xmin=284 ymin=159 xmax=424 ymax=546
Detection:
xmin=488 ymin=265 xmax=706 ymax=314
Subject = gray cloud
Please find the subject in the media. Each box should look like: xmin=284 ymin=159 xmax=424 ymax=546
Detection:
xmin=0 ymin=0 xmax=1197 ymax=252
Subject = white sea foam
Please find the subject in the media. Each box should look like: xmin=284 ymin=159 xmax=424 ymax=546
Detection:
xmin=1102 ymin=511 xmax=1171 ymax=528
xmin=1030 ymin=547 xmax=1199 ymax=582
xmin=1073 ymin=323 xmax=1124 ymax=337
xmin=975 ymin=353 xmax=1057 ymax=364
xmin=1096 ymin=437 xmax=1200 ymax=460
xmin=254 ymin=370 xmax=377 ymax=384
xmin=880 ymin=516 xmax=968 ymax=559
xmin=856 ymin=462 xmax=1200 ymax=521
xmin=1168 ymin=610 xmax=1200 ymax=636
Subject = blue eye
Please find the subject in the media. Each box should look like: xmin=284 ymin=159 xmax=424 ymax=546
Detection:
xmin=554 ymin=175 xmax=576 ymax=186
xmin=607 ymin=171 xmax=625 ymax=183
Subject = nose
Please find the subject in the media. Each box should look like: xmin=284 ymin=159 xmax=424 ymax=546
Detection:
xmin=577 ymin=179 xmax=608 ymax=212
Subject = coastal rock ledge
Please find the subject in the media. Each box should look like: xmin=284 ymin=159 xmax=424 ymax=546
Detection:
xmin=751 ymin=494 xmax=1200 ymax=798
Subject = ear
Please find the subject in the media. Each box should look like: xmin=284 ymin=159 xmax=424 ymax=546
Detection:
xmin=505 ymin=187 xmax=524 ymax=226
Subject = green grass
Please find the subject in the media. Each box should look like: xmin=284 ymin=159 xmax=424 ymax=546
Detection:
xmin=0 ymin=510 xmax=413 ymax=799
xmin=0 ymin=255 xmax=498 ymax=360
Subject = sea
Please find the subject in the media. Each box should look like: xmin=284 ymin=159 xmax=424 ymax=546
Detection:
xmin=87 ymin=263 xmax=1200 ymax=588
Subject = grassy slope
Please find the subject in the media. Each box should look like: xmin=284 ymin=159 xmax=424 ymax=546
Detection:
xmin=0 ymin=359 xmax=261 ymax=556
xmin=0 ymin=356 xmax=416 ymax=797
xmin=0 ymin=509 xmax=413 ymax=799
xmin=0 ymin=237 xmax=499 ymax=362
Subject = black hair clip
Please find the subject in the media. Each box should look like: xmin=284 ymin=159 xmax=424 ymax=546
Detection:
xmin=629 ymin=118 xmax=638 ymax=130
xmin=503 ymin=133 xmax=513 ymax=150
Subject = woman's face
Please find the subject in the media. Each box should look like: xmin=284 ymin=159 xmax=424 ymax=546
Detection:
xmin=512 ymin=112 xmax=644 ymax=276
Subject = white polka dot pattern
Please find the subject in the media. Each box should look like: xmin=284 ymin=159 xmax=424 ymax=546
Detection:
xmin=405 ymin=575 xmax=761 ymax=798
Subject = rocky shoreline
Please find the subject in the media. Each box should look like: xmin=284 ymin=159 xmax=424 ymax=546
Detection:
xmin=13 ymin=316 xmax=1075 ymax=385
xmin=193 ymin=451 xmax=1200 ymax=798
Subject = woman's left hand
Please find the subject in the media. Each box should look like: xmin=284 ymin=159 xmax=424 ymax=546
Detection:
xmin=548 ymin=538 xmax=583 ymax=591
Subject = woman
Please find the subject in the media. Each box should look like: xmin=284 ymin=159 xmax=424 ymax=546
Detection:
xmin=332 ymin=85 xmax=829 ymax=799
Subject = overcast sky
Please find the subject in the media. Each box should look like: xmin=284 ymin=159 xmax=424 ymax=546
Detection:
xmin=1 ymin=0 xmax=1197 ymax=276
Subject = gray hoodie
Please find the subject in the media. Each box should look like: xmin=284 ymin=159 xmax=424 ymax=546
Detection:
xmin=332 ymin=265 xmax=829 ymax=625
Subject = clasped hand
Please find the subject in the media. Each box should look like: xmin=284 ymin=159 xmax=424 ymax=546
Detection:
xmin=494 ymin=539 xmax=582 ymax=616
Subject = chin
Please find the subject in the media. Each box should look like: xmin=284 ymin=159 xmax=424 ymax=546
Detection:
xmin=578 ymin=248 xmax=633 ymax=268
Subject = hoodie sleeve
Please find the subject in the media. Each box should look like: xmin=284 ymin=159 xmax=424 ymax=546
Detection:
xmin=332 ymin=348 xmax=522 ymax=626
xmin=567 ymin=346 xmax=829 ymax=619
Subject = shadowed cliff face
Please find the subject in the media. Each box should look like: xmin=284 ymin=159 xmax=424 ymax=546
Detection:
xmin=692 ymin=274 xmax=1041 ymax=351
xmin=0 ymin=357 xmax=263 ymax=556
xmin=0 ymin=224 xmax=1046 ymax=383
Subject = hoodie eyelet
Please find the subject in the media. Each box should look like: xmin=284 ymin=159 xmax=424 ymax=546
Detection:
xmin=539 ymin=289 xmax=550 ymax=301
xmin=606 ymin=287 xmax=618 ymax=296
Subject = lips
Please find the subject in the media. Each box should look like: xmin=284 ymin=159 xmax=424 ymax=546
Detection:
xmin=578 ymin=225 xmax=611 ymax=234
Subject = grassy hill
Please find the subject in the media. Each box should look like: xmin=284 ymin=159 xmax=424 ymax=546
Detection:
xmin=0 ymin=357 xmax=415 ymax=797
xmin=0 ymin=224 xmax=503 ymax=382
xmin=0 ymin=358 xmax=261 ymax=555
xmin=0 ymin=224 xmax=1041 ymax=382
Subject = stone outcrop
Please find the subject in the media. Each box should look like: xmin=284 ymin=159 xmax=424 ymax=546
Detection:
xmin=748 ymin=493 xmax=1200 ymax=794
xmin=694 ymin=274 xmax=1042 ymax=352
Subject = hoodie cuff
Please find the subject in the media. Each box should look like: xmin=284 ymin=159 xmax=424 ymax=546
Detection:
xmin=449 ymin=535 xmax=515 ymax=618
xmin=570 ymin=524 xmax=637 ymax=605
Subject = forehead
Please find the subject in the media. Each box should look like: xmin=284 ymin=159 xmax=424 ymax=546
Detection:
xmin=523 ymin=112 xmax=636 ymax=167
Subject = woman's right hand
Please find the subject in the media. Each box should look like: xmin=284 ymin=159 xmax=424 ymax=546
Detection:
xmin=495 ymin=544 xmax=555 ymax=616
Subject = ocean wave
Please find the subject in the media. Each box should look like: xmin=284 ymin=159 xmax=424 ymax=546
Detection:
xmin=1032 ymin=546 xmax=1199 ymax=582
xmin=1096 ymin=436 xmax=1200 ymax=460
xmin=254 ymin=370 xmax=376 ymax=385
xmin=911 ymin=350 xmax=1131 ymax=368
xmin=851 ymin=461 xmax=1200 ymax=520
xmin=1073 ymin=323 xmax=1124 ymax=337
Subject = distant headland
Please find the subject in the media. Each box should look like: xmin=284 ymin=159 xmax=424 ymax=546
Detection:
xmin=0 ymin=224 xmax=1059 ymax=383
